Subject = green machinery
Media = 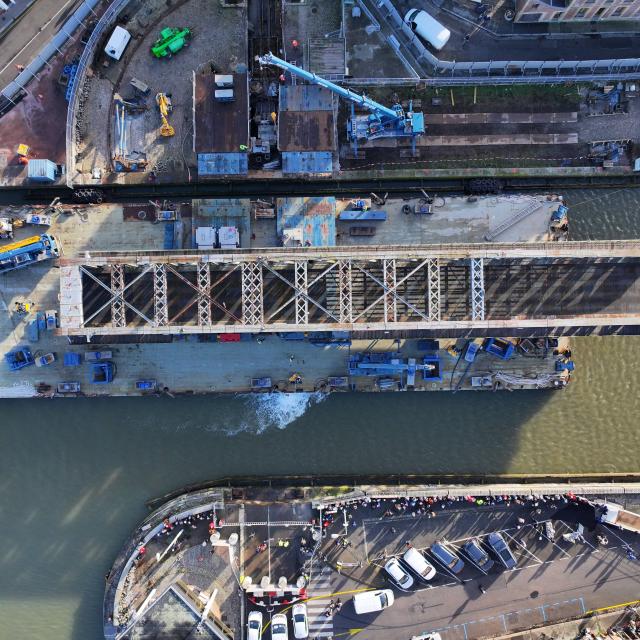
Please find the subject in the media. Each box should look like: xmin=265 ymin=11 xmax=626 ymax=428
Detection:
xmin=151 ymin=27 xmax=191 ymax=59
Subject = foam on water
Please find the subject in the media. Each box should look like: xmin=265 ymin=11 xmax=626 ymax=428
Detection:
xmin=224 ymin=391 xmax=327 ymax=435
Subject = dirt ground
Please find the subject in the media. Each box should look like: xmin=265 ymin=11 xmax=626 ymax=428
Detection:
xmin=74 ymin=0 xmax=247 ymax=184
xmin=0 ymin=35 xmax=85 ymax=186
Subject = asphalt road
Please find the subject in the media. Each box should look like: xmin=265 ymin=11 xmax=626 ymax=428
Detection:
xmin=313 ymin=500 xmax=640 ymax=640
xmin=0 ymin=0 xmax=87 ymax=89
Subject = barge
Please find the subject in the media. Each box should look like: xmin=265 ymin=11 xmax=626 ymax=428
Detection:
xmin=0 ymin=193 xmax=574 ymax=398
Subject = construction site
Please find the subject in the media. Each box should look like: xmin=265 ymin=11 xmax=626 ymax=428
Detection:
xmin=0 ymin=0 xmax=633 ymax=188
xmin=0 ymin=192 xmax=579 ymax=398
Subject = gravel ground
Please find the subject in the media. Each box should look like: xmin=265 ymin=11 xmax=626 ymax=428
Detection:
xmin=75 ymin=0 xmax=247 ymax=184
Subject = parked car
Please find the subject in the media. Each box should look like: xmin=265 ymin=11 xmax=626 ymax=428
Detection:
xmin=247 ymin=611 xmax=263 ymax=640
xmin=403 ymin=547 xmax=437 ymax=582
xmin=463 ymin=538 xmax=494 ymax=571
xmin=412 ymin=634 xmax=443 ymax=640
xmin=384 ymin=557 xmax=415 ymax=590
xmin=403 ymin=8 xmax=451 ymax=50
xmin=35 ymin=352 xmax=56 ymax=367
xmin=352 ymin=589 xmax=395 ymax=614
xmin=271 ymin=613 xmax=288 ymax=640
xmin=430 ymin=542 xmax=465 ymax=574
xmin=292 ymin=603 xmax=309 ymax=639
xmin=487 ymin=532 xmax=517 ymax=569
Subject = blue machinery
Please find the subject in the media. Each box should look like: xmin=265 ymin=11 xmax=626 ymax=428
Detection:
xmin=348 ymin=353 xmax=442 ymax=387
xmin=258 ymin=53 xmax=425 ymax=146
xmin=0 ymin=234 xmax=60 ymax=273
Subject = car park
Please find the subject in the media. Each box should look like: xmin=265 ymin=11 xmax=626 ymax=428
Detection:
xmin=403 ymin=547 xmax=437 ymax=581
xmin=247 ymin=611 xmax=263 ymax=640
xmin=430 ymin=541 xmax=465 ymax=573
xmin=353 ymin=589 xmax=395 ymax=614
xmin=463 ymin=538 xmax=495 ymax=571
xmin=487 ymin=532 xmax=518 ymax=569
xmin=292 ymin=603 xmax=309 ymax=639
xmin=271 ymin=613 xmax=288 ymax=640
xmin=384 ymin=557 xmax=415 ymax=590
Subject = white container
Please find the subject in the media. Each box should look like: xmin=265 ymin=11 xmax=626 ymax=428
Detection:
xmin=218 ymin=226 xmax=239 ymax=249
xmin=196 ymin=226 xmax=216 ymax=249
xmin=104 ymin=26 xmax=132 ymax=60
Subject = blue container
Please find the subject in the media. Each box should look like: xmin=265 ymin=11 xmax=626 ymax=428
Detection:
xmin=338 ymin=210 xmax=387 ymax=221
xmin=63 ymin=352 xmax=82 ymax=366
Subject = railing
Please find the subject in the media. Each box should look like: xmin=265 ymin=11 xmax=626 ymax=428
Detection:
xmin=65 ymin=0 xmax=133 ymax=187
xmin=362 ymin=0 xmax=640 ymax=85
xmin=0 ymin=0 xmax=101 ymax=106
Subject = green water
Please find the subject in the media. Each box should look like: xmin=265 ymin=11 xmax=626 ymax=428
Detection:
xmin=1 ymin=188 xmax=640 ymax=639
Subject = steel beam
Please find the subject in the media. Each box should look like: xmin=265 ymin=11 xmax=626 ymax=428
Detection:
xmin=153 ymin=263 xmax=169 ymax=327
xmin=338 ymin=260 xmax=353 ymax=324
xmin=470 ymin=258 xmax=485 ymax=321
xmin=110 ymin=263 xmax=126 ymax=328
xmin=294 ymin=261 xmax=308 ymax=325
xmin=383 ymin=259 xmax=397 ymax=323
xmin=241 ymin=262 xmax=263 ymax=326
xmin=427 ymin=258 xmax=440 ymax=322
xmin=197 ymin=262 xmax=211 ymax=327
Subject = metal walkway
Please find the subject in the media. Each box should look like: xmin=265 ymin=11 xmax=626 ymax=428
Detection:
xmin=57 ymin=240 xmax=640 ymax=336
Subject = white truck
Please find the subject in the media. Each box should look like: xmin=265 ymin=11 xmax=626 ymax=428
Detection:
xmin=596 ymin=501 xmax=640 ymax=534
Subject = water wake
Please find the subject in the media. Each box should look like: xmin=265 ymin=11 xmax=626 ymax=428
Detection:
xmin=224 ymin=391 xmax=327 ymax=435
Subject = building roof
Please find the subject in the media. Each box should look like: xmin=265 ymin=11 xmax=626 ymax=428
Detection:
xmin=198 ymin=153 xmax=248 ymax=176
xmin=277 ymin=196 xmax=336 ymax=246
xmin=282 ymin=151 xmax=333 ymax=174
xmin=195 ymin=73 xmax=249 ymax=153
xmin=278 ymin=85 xmax=336 ymax=153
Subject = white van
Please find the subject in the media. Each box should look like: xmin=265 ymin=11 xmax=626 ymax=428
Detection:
xmin=353 ymin=589 xmax=395 ymax=614
xmin=404 ymin=9 xmax=451 ymax=51
xmin=403 ymin=547 xmax=437 ymax=581
xmin=104 ymin=26 xmax=132 ymax=60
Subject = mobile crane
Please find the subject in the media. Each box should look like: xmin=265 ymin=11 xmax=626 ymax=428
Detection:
xmin=257 ymin=52 xmax=424 ymax=144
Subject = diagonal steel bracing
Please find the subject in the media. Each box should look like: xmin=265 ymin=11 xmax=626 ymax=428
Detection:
xmin=241 ymin=262 xmax=263 ymax=326
xmin=153 ymin=263 xmax=169 ymax=327
xmin=80 ymin=265 xmax=153 ymax=326
xmin=110 ymin=263 xmax=126 ymax=328
xmin=470 ymin=258 xmax=485 ymax=321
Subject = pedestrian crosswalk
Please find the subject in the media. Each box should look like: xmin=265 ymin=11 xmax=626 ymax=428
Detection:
xmin=306 ymin=564 xmax=335 ymax=638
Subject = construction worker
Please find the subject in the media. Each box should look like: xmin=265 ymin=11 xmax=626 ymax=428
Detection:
xmin=270 ymin=111 xmax=277 ymax=125
xmin=239 ymin=144 xmax=248 ymax=151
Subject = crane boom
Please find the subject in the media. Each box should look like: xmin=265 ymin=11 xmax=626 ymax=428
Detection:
xmin=258 ymin=52 xmax=398 ymax=120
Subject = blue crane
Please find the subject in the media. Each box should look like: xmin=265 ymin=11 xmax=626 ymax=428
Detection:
xmin=258 ymin=52 xmax=425 ymax=143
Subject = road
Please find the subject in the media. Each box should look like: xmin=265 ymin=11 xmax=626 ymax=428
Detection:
xmin=311 ymin=499 xmax=640 ymax=640
xmin=0 ymin=0 xmax=87 ymax=89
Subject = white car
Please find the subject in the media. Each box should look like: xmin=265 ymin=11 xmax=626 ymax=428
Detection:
xmin=353 ymin=589 xmax=395 ymax=614
xmin=384 ymin=557 xmax=415 ymax=590
xmin=271 ymin=613 xmax=289 ymax=640
xmin=247 ymin=611 xmax=263 ymax=640
xmin=292 ymin=603 xmax=309 ymax=639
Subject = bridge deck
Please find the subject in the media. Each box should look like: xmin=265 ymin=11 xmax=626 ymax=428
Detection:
xmin=58 ymin=241 xmax=640 ymax=335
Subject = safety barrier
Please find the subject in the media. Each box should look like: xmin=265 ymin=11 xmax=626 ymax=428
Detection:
xmin=0 ymin=0 xmax=101 ymax=104
xmin=367 ymin=0 xmax=640 ymax=84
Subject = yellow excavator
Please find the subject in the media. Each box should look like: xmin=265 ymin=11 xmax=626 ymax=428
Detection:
xmin=155 ymin=92 xmax=175 ymax=137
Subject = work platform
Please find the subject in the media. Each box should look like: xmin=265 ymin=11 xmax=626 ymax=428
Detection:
xmin=59 ymin=240 xmax=640 ymax=336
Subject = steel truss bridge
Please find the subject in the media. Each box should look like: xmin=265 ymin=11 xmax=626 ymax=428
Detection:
xmin=59 ymin=241 xmax=640 ymax=337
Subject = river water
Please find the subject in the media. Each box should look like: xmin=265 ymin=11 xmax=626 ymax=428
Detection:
xmin=1 ymin=188 xmax=640 ymax=639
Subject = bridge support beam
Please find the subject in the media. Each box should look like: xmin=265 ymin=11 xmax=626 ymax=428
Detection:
xmin=242 ymin=262 xmax=263 ymax=326
xmin=110 ymin=263 xmax=126 ymax=328
xmin=338 ymin=260 xmax=353 ymax=324
xmin=383 ymin=259 xmax=397 ymax=323
xmin=427 ymin=258 xmax=440 ymax=322
xmin=197 ymin=262 xmax=211 ymax=327
xmin=153 ymin=264 xmax=169 ymax=327
xmin=294 ymin=261 xmax=309 ymax=325
xmin=470 ymin=258 xmax=485 ymax=321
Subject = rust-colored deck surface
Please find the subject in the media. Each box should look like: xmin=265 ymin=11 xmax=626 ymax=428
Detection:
xmin=194 ymin=73 xmax=248 ymax=153
xmin=278 ymin=110 xmax=335 ymax=151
